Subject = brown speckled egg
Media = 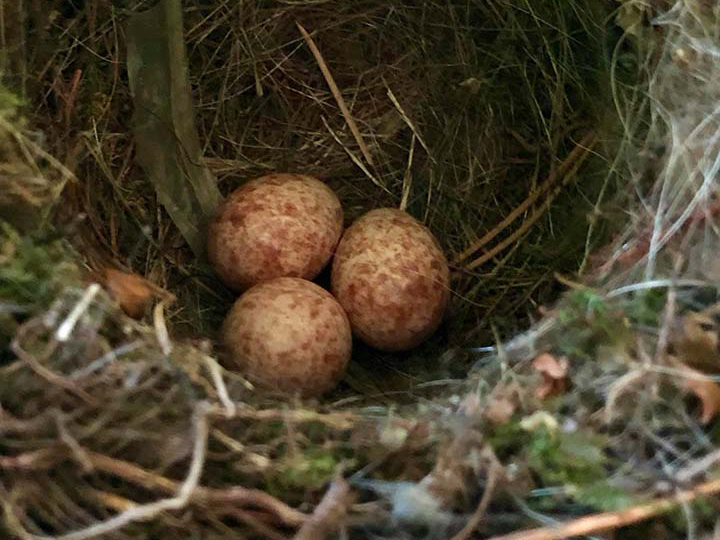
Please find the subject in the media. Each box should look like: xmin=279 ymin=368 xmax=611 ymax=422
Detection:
xmin=208 ymin=173 xmax=344 ymax=292
xmin=331 ymin=208 xmax=449 ymax=351
xmin=221 ymin=277 xmax=352 ymax=397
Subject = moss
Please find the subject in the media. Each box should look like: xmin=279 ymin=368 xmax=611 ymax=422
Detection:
xmin=490 ymin=420 xmax=630 ymax=513
xmin=0 ymin=85 xmax=23 ymax=117
xmin=268 ymin=447 xmax=355 ymax=499
xmin=626 ymin=288 xmax=668 ymax=326
xmin=575 ymin=480 xmax=636 ymax=512
xmin=527 ymin=427 xmax=608 ymax=487
xmin=0 ymin=223 xmax=80 ymax=309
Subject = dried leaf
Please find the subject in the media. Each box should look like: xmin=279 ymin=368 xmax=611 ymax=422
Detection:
xmin=683 ymin=370 xmax=720 ymax=425
xmin=481 ymin=384 xmax=520 ymax=426
xmin=670 ymin=308 xmax=720 ymax=375
xmin=126 ymin=0 xmax=221 ymax=257
xmin=485 ymin=396 xmax=517 ymax=426
xmin=103 ymin=268 xmax=155 ymax=320
xmin=532 ymin=353 xmax=569 ymax=400
xmin=615 ymin=3 xmax=646 ymax=37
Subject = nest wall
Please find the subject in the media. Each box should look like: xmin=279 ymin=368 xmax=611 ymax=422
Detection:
xmin=4 ymin=0 xmax=625 ymax=360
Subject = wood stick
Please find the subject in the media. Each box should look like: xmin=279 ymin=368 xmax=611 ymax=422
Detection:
xmin=293 ymin=478 xmax=353 ymax=540
xmin=449 ymin=457 xmax=502 ymax=540
xmin=86 ymin=451 xmax=308 ymax=527
xmin=486 ymin=478 xmax=720 ymax=540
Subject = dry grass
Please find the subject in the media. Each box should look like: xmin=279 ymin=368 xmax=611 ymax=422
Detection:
xmin=10 ymin=0 xmax=622 ymax=357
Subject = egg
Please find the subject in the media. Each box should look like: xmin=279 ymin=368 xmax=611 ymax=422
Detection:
xmin=208 ymin=173 xmax=344 ymax=292
xmin=331 ymin=208 xmax=450 ymax=351
xmin=221 ymin=277 xmax=352 ymax=397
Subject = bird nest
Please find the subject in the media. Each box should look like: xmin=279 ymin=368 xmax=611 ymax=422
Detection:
xmin=3 ymin=0 xmax=720 ymax=539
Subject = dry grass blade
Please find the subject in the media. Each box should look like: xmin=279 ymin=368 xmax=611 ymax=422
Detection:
xmin=386 ymin=86 xmax=432 ymax=162
xmin=464 ymin=132 xmax=597 ymax=271
xmin=320 ymin=116 xmax=387 ymax=193
xmin=297 ymin=22 xmax=375 ymax=167
xmin=455 ymin=131 xmax=597 ymax=266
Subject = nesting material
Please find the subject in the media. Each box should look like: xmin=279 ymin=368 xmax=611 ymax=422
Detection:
xmin=208 ymin=173 xmax=344 ymax=292
xmin=221 ymin=277 xmax=352 ymax=397
xmin=331 ymin=208 xmax=450 ymax=351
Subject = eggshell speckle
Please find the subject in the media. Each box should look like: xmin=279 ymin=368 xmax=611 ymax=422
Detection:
xmin=331 ymin=208 xmax=450 ymax=351
xmin=208 ymin=173 xmax=344 ymax=292
xmin=221 ymin=277 xmax=352 ymax=397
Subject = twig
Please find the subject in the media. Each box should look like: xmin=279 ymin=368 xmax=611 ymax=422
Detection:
xmin=0 ymin=416 xmax=337 ymax=528
xmin=17 ymin=401 xmax=211 ymax=540
xmin=485 ymin=477 xmax=720 ymax=540
xmin=86 ymin=451 xmax=308 ymax=527
xmin=213 ymin=404 xmax=357 ymax=431
xmin=0 ymin=448 xmax=63 ymax=470
xmin=604 ymin=368 xmax=646 ymax=424
xmin=204 ymin=356 xmax=236 ymax=417
xmin=153 ymin=301 xmax=172 ymax=356
xmin=11 ymin=320 xmax=97 ymax=405
xmin=454 ymin=131 xmax=596 ymax=266
xmin=675 ymin=448 xmax=720 ymax=484
xmin=221 ymin=507 xmax=290 ymax=540
xmin=0 ymin=115 xmax=77 ymax=189
xmin=85 ymin=488 xmax=137 ymax=513
xmin=449 ymin=450 xmax=503 ymax=540
xmin=297 ymin=22 xmax=374 ymax=166
xmin=56 ymin=284 xmax=101 ymax=342
xmin=55 ymin=411 xmax=93 ymax=474
xmin=293 ymin=477 xmax=353 ymax=540
xmin=70 ymin=341 xmax=142 ymax=379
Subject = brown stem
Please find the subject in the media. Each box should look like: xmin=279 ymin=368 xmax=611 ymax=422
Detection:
xmin=486 ymin=478 xmax=720 ymax=540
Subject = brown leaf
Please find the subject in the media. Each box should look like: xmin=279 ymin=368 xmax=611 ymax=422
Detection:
xmin=670 ymin=308 xmax=720 ymax=375
xmin=485 ymin=396 xmax=517 ymax=426
xmin=482 ymin=383 xmax=521 ymax=426
xmin=532 ymin=353 xmax=569 ymax=400
xmin=683 ymin=370 xmax=720 ymax=425
xmin=102 ymin=268 xmax=155 ymax=319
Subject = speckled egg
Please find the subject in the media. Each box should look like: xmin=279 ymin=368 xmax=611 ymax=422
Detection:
xmin=331 ymin=208 xmax=450 ymax=352
xmin=208 ymin=173 xmax=344 ymax=292
xmin=221 ymin=277 xmax=352 ymax=397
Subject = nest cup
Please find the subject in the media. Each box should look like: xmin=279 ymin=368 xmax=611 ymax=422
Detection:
xmin=9 ymin=0 xmax=718 ymax=539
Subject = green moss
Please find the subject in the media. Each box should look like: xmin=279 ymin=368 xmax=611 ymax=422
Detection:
xmin=575 ymin=480 xmax=635 ymax=512
xmin=626 ymin=289 xmax=667 ymax=326
xmin=491 ymin=420 xmax=627 ymax=513
xmin=268 ymin=447 xmax=354 ymax=497
xmin=527 ymin=428 xmax=608 ymax=487
xmin=0 ymin=223 xmax=80 ymax=309
xmin=488 ymin=419 xmax=527 ymax=461
xmin=0 ymin=84 xmax=23 ymax=117
xmin=0 ymin=223 xmax=81 ymax=363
